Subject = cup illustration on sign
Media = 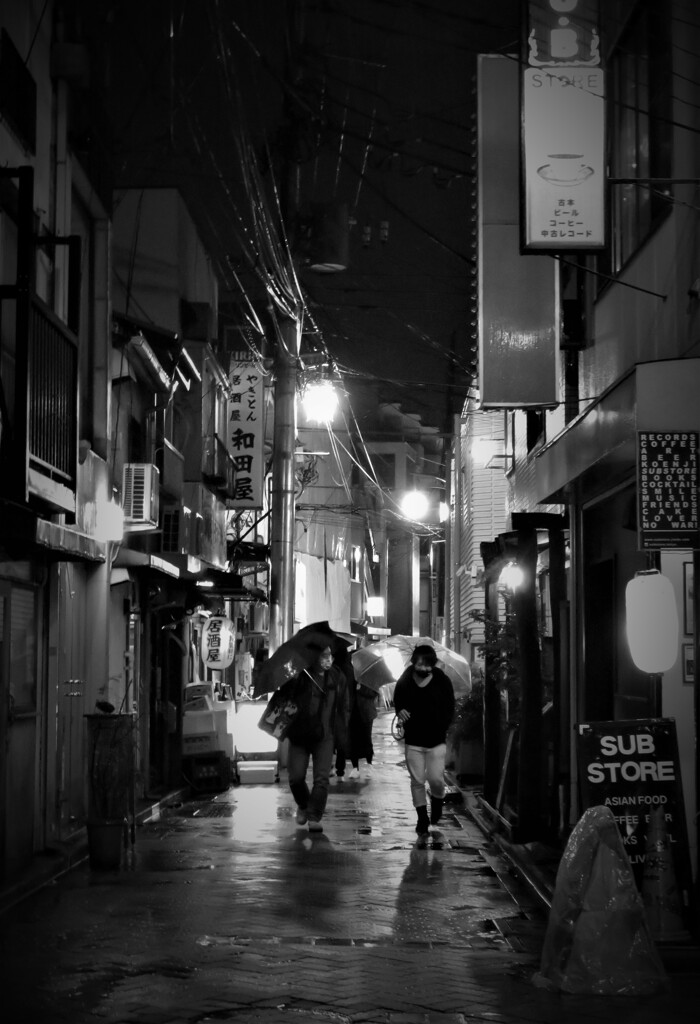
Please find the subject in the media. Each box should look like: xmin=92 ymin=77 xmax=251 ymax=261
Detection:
xmin=537 ymin=153 xmax=594 ymax=186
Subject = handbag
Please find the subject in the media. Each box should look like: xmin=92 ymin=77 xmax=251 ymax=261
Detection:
xmin=258 ymin=685 xmax=300 ymax=740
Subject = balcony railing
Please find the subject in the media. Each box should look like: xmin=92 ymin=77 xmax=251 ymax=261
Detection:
xmin=28 ymin=296 xmax=78 ymax=490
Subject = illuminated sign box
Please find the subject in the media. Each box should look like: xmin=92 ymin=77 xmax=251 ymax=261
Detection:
xmin=522 ymin=0 xmax=606 ymax=252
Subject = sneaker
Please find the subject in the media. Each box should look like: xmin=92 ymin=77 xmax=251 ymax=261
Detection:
xmin=365 ymin=763 xmax=373 ymax=774
xmin=295 ymin=807 xmax=308 ymax=825
xmin=335 ymin=774 xmax=344 ymax=783
xmin=349 ymin=767 xmax=360 ymax=779
xmin=308 ymin=819 xmax=323 ymax=832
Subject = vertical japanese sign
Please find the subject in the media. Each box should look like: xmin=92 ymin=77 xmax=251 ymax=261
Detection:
xmin=522 ymin=0 xmax=606 ymax=251
xmin=227 ymin=352 xmax=264 ymax=509
xmin=637 ymin=431 xmax=700 ymax=550
xmin=576 ymin=718 xmax=693 ymax=925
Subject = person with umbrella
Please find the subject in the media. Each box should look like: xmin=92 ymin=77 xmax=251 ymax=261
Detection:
xmin=284 ymin=641 xmax=350 ymax=832
xmin=393 ymin=643 xmax=455 ymax=837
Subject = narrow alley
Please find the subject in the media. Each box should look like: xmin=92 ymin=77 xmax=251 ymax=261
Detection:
xmin=1 ymin=712 xmax=699 ymax=1024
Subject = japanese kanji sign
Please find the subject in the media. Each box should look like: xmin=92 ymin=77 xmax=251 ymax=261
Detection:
xmin=637 ymin=431 xmax=700 ymax=550
xmin=522 ymin=1 xmax=606 ymax=251
xmin=227 ymin=352 xmax=264 ymax=509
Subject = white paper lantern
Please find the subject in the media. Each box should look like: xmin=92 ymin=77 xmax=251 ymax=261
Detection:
xmin=625 ymin=571 xmax=679 ymax=674
xmin=201 ymin=615 xmax=236 ymax=669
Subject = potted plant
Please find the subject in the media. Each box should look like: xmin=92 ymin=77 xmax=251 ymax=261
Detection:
xmin=85 ymin=711 xmax=136 ymax=869
xmin=447 ymin=677 xmax=485 ymax=779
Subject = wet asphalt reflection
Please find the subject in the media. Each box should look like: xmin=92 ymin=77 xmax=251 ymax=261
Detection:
xmin=1 ymin=710 xmax=548 ymax=1022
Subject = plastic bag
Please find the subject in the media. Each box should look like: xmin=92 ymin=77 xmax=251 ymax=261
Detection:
xmin=533 ymin=805 xmax=668 ymax=995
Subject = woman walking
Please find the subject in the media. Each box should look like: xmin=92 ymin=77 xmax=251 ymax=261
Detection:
xmin=393 ymin=644 xmax=455 ymax=836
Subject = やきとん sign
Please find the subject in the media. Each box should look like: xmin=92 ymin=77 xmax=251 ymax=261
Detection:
xmin=576 ymin=718 xmax=693 ymax=915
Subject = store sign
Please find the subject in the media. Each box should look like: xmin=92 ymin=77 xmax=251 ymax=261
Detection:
xmin=522 ymin=0 xmax=605 ymax=251
xmin=227 ymin=352 xmax=265 ymax=509
xmin=637 ymin=431 xmax=700 ymax=550
xmin=201 ymin=615 xmax=236 ymax=669
xmin=576 ymin=718 xmax=693 ymax=919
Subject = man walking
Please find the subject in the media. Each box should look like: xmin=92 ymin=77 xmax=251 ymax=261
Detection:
xmin=286 ymin=644 xmax=350 ymax=832
xmin=394 ymin=644 xmax=455 ymax=836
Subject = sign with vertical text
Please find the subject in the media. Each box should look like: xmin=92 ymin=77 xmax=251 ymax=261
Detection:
xmin=522 ymin=0 xmax=605 ymax=251
xmin=637 ymin=431 xmax=700 ymax=550
xmin=227 ymin=353 xmax=264 ymax=509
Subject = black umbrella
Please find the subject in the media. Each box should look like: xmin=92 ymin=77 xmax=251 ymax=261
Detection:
xmin=255 ymin=621 xmax=341 ymax=693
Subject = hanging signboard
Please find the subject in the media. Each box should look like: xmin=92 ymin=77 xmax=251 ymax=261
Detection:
xmin=478 ymin=55 xmax=560 ymax=409
xmin=576 ymin=718 xmax=693 ymax=926
xmin=201 ymin=615 xmax=236 ymax=669
xmin=522 ymin=0 xmax=606 ymax=251
xmin=227 ymin=352 xmax=265 ymax=509
xmin=637 ymin=431 xmax=700 ymax=550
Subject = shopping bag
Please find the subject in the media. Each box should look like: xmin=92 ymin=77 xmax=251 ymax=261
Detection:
xmin=258 ymin=685 xmax=300 ymax=740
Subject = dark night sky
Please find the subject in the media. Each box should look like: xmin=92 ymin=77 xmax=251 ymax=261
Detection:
xmin=89 ymin=0 xmax=521 ymax=434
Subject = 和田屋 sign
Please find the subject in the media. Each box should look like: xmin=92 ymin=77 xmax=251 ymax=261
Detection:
xmin=227 ymin=352 xmax=265 ymax=509
xmin=637 ymin=431 xmax=700 ymax=550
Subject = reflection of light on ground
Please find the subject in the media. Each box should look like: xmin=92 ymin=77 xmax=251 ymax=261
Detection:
xmin=230 ymin=785 xmax=285 ymax=841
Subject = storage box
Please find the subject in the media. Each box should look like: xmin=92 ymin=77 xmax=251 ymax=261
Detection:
xmin=183 ymin=731 xmax=218 ymax=756
xmin=185 ymin=751 xmax=231 ymax=792
xmin=237 ymin=760 xmax=278 ymax=784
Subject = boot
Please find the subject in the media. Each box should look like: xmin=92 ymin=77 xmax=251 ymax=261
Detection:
xmin=430 ymin=795 xmax=444 ymax=826
xmin=415 ymin=806 xmax=430 ymax=835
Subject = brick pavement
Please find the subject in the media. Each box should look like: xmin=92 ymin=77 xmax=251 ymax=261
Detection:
xmin=1 ymin=711 xmax=699 ymax=1023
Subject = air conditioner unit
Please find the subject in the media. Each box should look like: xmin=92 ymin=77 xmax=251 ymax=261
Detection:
xmin=161 ymin=503 xmax=190 ymax=555
xmin=122 ymin=463 xmax=160 ymax=526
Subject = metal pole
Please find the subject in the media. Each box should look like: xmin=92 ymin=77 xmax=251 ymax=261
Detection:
xmin=269 ymin=317 xmax=299 ymax=654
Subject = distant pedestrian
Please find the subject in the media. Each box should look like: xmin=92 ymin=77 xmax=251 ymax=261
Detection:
xmin=286 ymin=644 xmax=350 ymax=832
xmin=393 ymin=644 xmax=455 ymax=836
xmin=346 ymin=683 xmax=378 ymax=779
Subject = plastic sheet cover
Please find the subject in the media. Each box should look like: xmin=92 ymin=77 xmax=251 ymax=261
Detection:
xmin=533 ymin=805 xmax=668 ymax=995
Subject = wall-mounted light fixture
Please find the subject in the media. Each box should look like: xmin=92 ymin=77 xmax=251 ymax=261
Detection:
xmin=366 ymin=596 xmax=385 ymax=618
xmin=471 ymin=437 xmax=513 ymax=471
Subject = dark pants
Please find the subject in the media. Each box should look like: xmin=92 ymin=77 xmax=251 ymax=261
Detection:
xmin=288 ymin=734 xmax=335 ymax=821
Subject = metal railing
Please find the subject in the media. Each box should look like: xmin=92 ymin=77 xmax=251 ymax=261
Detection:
xmin=28 ymin=296 xmax=78 ymax=487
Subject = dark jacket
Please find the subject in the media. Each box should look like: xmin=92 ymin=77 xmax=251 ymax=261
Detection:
xmin=282 ymin=664 xmax=350 ymax=750
xmin=393 ymin=666 xmax=455 ymax=748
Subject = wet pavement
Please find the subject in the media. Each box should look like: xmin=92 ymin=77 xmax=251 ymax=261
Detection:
xmin=1 ymin=711 xmax=699 ymax=1023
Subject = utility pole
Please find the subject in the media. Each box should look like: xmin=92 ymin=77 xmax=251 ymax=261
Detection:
xmin=269 ymin=318 xmax=299 ymax=653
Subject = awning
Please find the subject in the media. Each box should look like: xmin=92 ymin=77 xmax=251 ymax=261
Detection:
xmin=112 ymin=548 xmax=180 ymax=577
xmin=535 ymin=358 xmax=700 ymax=503
xmin=1 ymin=501 xmax=108 ymax=562
xmin=34 ymin=519 xmax=106 ymax=562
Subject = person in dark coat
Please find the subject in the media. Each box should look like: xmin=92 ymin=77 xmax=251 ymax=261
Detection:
xmin=346 ymin=682 xmax=378 ymax=778
xmin=393 ymin=643 xmax=455 ymax=836
xmin=286 ymin=643 xmax=350 ymax=832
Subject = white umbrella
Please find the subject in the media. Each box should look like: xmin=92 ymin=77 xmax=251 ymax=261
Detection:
xmin=352 ymin=635 xmax=471 ymax=697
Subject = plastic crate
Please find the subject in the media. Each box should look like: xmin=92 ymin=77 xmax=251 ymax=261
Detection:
xmin=185 ymin=752 xmax=231 ymax=792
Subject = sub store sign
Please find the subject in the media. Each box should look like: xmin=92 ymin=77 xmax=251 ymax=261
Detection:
xmin=576 ymin=718 xmax=693 ymax=916
xmin=637 ymin=431 xmax=700 ymax=550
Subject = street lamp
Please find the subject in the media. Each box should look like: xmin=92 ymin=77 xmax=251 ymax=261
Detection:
xmin=301 ymin=378 xmax=339 ymax=423
xmin=400 ymin=489 xmax=430 ymax=520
